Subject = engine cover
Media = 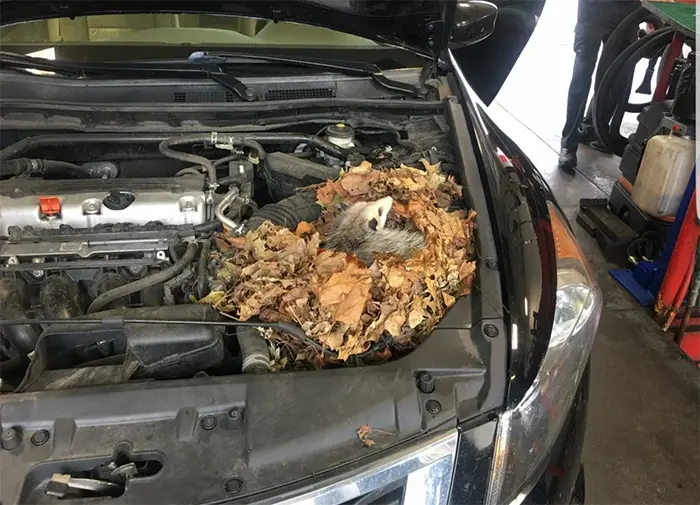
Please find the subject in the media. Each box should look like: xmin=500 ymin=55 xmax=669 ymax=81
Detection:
xmin=0 ymin=177 xmax=206 ymax=235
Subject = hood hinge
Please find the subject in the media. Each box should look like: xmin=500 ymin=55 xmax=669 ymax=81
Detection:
xmin=425 ymin=20 xmax=443 ymax=78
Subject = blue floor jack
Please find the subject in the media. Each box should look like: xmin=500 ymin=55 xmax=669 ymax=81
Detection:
xmin=609 ymin=169 xmax=696 ymax=306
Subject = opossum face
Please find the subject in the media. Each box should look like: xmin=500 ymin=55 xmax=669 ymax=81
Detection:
xmin=358 ymin=196 xmax=393 ymax=231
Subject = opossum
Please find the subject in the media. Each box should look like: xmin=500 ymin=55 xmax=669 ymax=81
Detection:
xmin=325 ymin=196 xmax=425 ymax=264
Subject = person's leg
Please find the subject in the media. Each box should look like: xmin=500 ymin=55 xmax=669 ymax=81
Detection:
xmin=559 ymin=31 xmax=601 ymax=170
xmin=582 ymin=1 xmax=640 ymax=150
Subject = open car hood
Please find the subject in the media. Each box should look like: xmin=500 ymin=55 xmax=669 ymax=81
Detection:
xmin=0 ymin=0 xmax=467 ymax=58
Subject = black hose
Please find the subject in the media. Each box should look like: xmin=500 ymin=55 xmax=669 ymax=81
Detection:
xmin=595 ymin=7 xmax=662 ymax=100
xmin=87 ymin=242 xmax=198 ymax=313
xmin=593 ymin=27 xmax=674 ymax=155
xmin=158 ymin=135 xmax=218 ymax=187
xmin=245 ymin=191 xmax=322 ymax=231
xmin=178 ymin=221 xmax=223 ymax=238
xmin=197 ymin=238 xmax=211 ymax=299
xmin=181 ymin=155 xmax=241 ymax=176
xmin=168 ymin=242 xmax=181 ymax=262
xmin=0 ymin=279 xmax=40 ymax=354
xmin=237 ymin=327 xmax=272 ymax=373
xmin=1 ymin=132 xmax=348 ymax=167
xmin=0 ymin=134 xmax=168 ymax=162
xmin=0 ymin=158 xmax=92 ymax=179
xmin=175 ymin=167 xmax=205 ymax=177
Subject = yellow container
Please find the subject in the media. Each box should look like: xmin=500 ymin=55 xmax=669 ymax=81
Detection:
xmin=631 ymin=133 xmax=696 ymax=218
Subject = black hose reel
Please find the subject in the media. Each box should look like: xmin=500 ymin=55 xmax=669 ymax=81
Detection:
xmin=588 ymin=6 xmax=696 ymax=156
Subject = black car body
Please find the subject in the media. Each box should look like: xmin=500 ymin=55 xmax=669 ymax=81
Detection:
xmin=0 ymin=2 xmax=599 ymax=504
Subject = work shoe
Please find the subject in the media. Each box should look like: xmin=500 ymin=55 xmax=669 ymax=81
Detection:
xmin=584 ymin=139 xmax=613 ymax=154
xmin=558 ymin=148 xmax=577 ymax=174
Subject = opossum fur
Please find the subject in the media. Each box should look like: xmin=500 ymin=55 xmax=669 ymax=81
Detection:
xmin=325 ymin=196 xmax=425 ymax=264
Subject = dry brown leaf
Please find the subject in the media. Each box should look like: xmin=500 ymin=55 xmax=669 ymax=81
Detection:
xmin=295 ymin=221 xmax=316 ymax=236
xmin=317 ymin=269 xmax=372 ymax=329
xmin=316 ymin=180 xmax=341 ymax=205
xmin=384 ymin=310 xmax=406 ymax=337
xmin=315 ymin=250 xmax=347 ymax=277
xmin=408 ymin=301 xmax=426 ymax=329
xmin=340 ymin=172 xmax=372 ymax=196
xmin=386 ymin=266 xmax=406 ymax=289
xmin=318 ymin=329 xmax=345 ymax=350
xmin=198 ymin=290 xmax=225 ymax=305
xmin=349 ymin=160 xmax=373 ymax=174
xmin=442 ymin=292 xmax=456 ymax=308
xmin=357 ymin=424 xmax=375 ymax=447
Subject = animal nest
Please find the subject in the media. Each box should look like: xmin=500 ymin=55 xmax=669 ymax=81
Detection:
xmin=202 ymin=160 xmax=477 ymax=366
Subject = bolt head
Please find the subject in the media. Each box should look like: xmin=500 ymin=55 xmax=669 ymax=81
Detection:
xmin=127 ymin=265 xmax=145 ymax=276
xmin=200 ymin=415 xmax=217 ymax=431
xmin=224 ymin=478 xmax=243 ymax=494
xmin=1 ymin=427 xmax=21 ymax=451
xmin=30 ymin=429 xmax=50 ymax=446
xmin=425 ymin=399 xmax=442 ymax=415
xmin=418 ymin=372 xmax=436 ymax=394
xmin=31 ymin=269 xmax=44 ymax=278
xmin=483 ymin=324 xmax=499 ymax=338
xmin=228 ymin=408 xmax=240 ymax=420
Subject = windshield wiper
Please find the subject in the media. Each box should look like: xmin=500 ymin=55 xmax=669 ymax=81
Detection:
xmin=0 ymin=51 xmax=258 ymax=101
xmin=188 ymin=51 xmax=424 ymax=97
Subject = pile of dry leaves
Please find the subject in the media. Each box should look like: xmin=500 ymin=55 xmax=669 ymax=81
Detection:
xmin=201 ymin=160 xmax=477 ymax=367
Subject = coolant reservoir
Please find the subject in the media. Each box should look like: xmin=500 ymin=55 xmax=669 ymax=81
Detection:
xmin=631 ymin=132 xmax=696 ymax=218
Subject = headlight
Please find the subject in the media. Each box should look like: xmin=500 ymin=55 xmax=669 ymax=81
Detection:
xmin=485 ymin=202 xmax=602 ymax=505
xmin=271 ymin=429 xmax=458 ymax=505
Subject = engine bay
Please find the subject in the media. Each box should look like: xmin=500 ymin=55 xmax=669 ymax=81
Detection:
xmin=0 ymin=114 xmax=467 ymax=393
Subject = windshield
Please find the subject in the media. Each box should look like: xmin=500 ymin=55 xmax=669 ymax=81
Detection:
xmin=0 ymin=13 xmax=377 ymax=58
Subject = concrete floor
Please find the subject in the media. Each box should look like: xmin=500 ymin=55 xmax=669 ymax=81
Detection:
xmin=487 ymin=1 xmax=700 ymax=503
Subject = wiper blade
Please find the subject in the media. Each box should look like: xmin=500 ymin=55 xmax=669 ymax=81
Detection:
xmin=0 ymin=51 xmax=258 ymax=101
xmin=188 ymin=51 xmax=424 ymax=98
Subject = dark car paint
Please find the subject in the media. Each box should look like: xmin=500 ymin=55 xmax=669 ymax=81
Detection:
xmin=448 ymin=49 xmax=588 ymax=502
xmin=453 ymin=0 xmax=546 ymax=103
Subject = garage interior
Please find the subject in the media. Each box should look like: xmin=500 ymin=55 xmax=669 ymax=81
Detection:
xmin=489 ymin=1 xmax=698 ymax=502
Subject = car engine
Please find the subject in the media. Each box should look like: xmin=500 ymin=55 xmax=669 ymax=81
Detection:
xmin=0 ymin=120 xmax=455 ymax=392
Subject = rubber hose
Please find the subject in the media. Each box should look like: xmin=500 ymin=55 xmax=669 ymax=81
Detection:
xmin=158 ymin=135 xmax=218 ymax=187
xmin=169 ymin=242 xmax=181 ymax=262
xmin=0 ymin=158 xmax=35 ymax=177
xmin=595 ymin=7 xmax=662 ymax=98
xmin=245 ymin=191 xmax=322 ymax=231
xmin=237 ymin=327 xmax=272 ymax=373
xmin=178 ymin=221 xmax=223 ymax=237
xmin=87 ymin=242 xmax=198 ymax=313
xmin=0 ymin=158 xmax=90 ymax=179
xmin=175 ymin=167 xmax=206 ymax=178
xmin=197 ymin=238 xmax=211 ymax=299
xmin=0 ymin=279 xmax=40 ymax=354
xmin=40 ymin=275 xmax=84 ymax=319
xmin=593 ymin=28 xmax=674 ymax=156
xmin=0 ymin=133 xmax=168 ymax=162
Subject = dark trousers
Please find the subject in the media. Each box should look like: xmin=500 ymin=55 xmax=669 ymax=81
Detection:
xmin=561 ymin=0 xmax=638 ymax=150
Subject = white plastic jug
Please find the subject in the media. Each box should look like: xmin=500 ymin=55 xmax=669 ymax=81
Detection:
xmin=631 ymin=132 xmax=696 ymax=218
